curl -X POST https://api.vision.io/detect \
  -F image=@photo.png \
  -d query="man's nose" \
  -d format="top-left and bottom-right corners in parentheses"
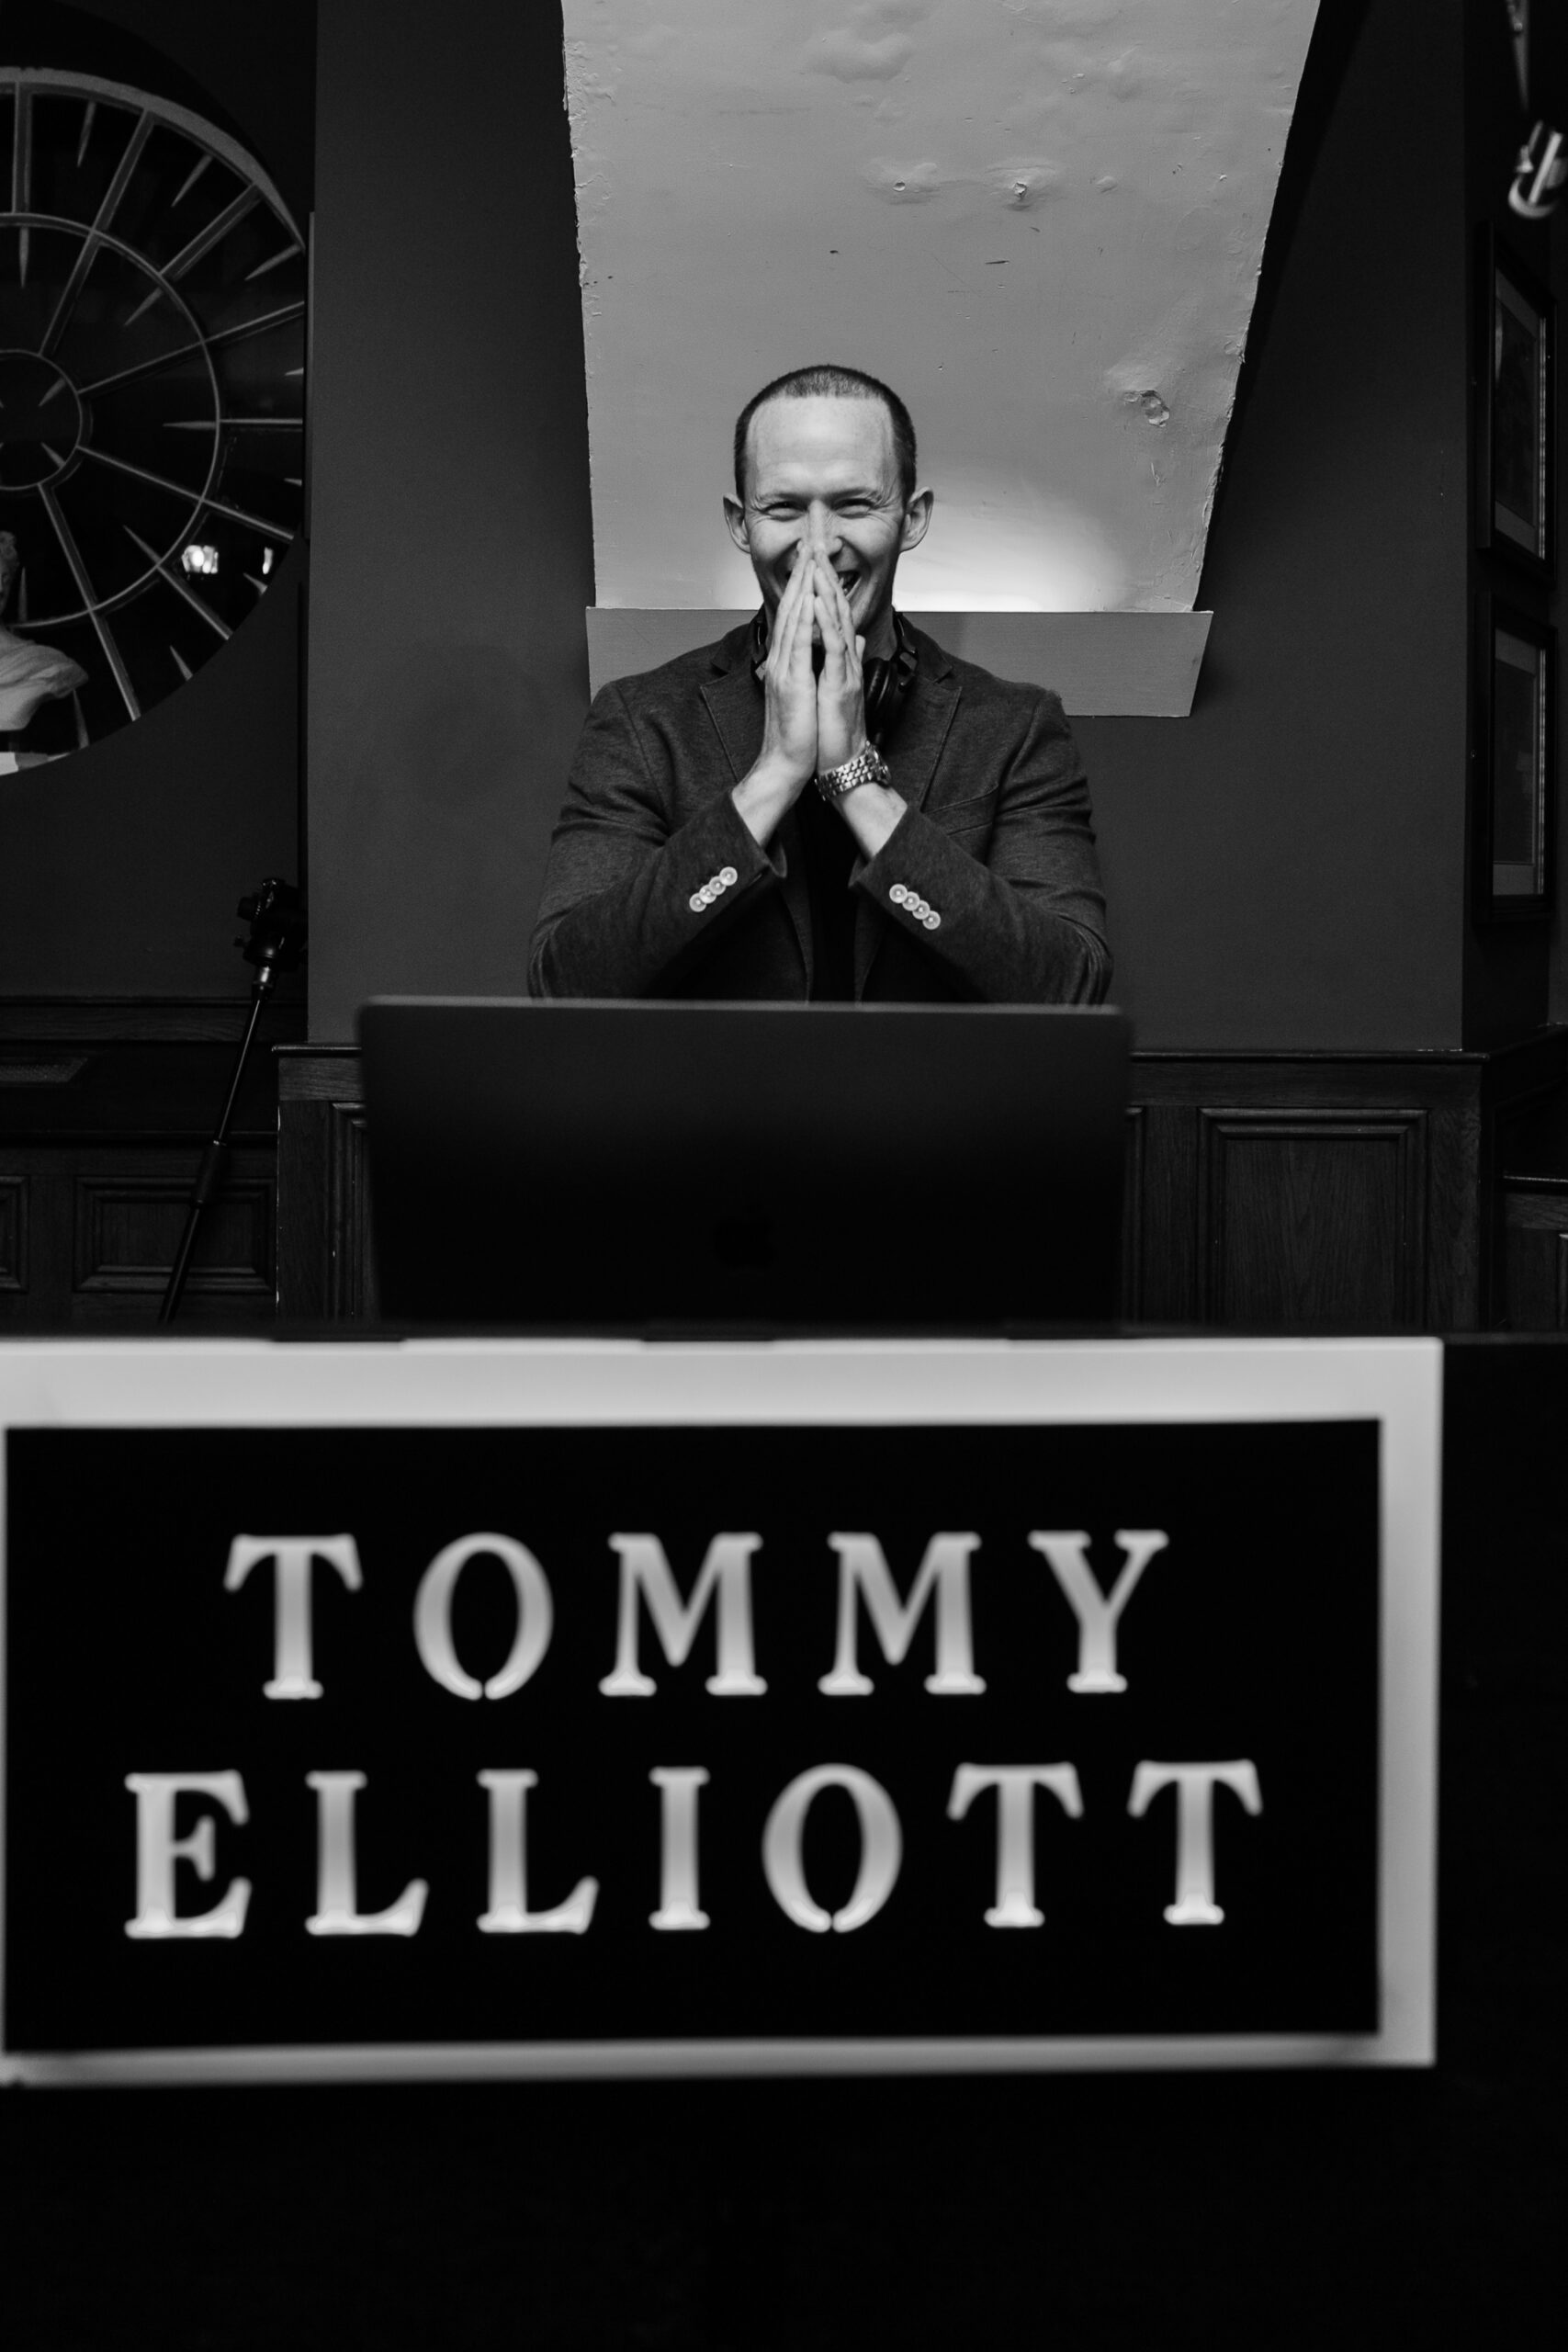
top-left (805, 508), bottom-right (840, 557)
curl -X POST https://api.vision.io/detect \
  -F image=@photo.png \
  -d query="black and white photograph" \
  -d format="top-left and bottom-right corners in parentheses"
top-left (0, 3), bottom-right (1563, 2348)
top-left (1482, 233), bottom-right (1555, 573)
top-left (1476, 598), bottom-right (1554, 915)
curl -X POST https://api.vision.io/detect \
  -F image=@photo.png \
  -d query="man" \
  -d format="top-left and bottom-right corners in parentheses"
top-left (528, 365), bottom-right (1111, 1003)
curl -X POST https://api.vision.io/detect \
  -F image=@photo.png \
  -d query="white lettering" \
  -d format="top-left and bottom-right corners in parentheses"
top-left (946, 1764), bottom-right (1084, 1927)
top-left (649, 1767), bottom-right (710, 1931)
top-left (1127, 1760), bottom-right (1263, 1925)
top-left (413, 1532), bottom-right (553, 1701)
top-left (818, 1532), bottom-right (984, 1696)
top-left (476, 1770), bottom-right (597, 1933)
top-left (305, 1771), bottom-right (427, 1936)
top-left (761, 1764), bottom-right (902, 1934)
top-left (1029, 1529), bottom-right (1168, 1692)
top-left (123, 1771), bottom-right (251, 1939)
top-left (224, 1533), bottom-right (362, 1699)
top-left (599, 1533), bottom-right (765, 1696)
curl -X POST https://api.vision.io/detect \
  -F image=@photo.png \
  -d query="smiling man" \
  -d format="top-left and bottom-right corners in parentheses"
top-left (528, 365), bottom-right (1111, 1003)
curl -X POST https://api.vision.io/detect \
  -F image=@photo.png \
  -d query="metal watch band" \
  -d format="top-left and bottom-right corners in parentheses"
top-left (815, 745), bottom-right (890, 801)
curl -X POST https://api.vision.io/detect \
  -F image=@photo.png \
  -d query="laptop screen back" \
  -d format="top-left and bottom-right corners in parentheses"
top-left (359, 999), bottom-right (1129, 1330)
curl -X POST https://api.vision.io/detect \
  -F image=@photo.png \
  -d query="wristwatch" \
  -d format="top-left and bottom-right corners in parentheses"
top-left (816, 744), bottom-right (892, 801)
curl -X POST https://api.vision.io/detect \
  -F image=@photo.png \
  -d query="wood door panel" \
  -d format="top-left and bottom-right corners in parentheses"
top-left (1198, 1111), bottom-right (1427, 1328)
top-left (73, 1174), bottom-right (273, 1297)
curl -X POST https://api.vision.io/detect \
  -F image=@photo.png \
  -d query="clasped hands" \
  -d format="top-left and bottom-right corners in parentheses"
top-left (732, 543), bottom-right (906, 860)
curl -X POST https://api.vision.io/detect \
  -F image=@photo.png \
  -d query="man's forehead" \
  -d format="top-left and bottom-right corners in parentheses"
top-left (746, 394), bottom-right (898, 494)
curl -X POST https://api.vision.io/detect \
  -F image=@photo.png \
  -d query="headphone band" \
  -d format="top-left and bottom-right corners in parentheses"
top-left (750, 608), bottom-right (917, 748)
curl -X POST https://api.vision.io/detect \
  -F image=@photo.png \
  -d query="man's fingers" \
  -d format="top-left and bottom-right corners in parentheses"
top-left (773, 562), bottom-right (807, 666)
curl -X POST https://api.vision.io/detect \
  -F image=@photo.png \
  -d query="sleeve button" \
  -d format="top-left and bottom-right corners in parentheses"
top-left (924, 910), bottom-right (941, 929)
top-left (890, 884), bottom-right (908, 905)
top-left (688, 892), bottom-right (705, 912)
top-left (719, 865), bottom-right (739, 887)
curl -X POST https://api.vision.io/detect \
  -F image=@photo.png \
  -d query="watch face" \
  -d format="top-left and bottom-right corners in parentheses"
top-left (0, 67), bottom-right (305, 757)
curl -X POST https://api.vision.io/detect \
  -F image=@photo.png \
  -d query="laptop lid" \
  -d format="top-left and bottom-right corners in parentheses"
top-left (359, 999), bottom-right (1130, 1331)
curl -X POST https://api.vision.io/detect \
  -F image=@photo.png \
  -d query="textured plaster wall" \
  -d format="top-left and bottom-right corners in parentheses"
top-left (566, 0), bottom-right (1318, 613)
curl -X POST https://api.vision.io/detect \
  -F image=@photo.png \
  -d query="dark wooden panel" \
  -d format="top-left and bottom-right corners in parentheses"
top-left (1197, 1111), bottom-right (1427, 1329)
top-left (1118, 1105), bottom-right (1145, 1320)
top-left (328, 1101), bottom-right (378, 1320)
top-left (274, 1037), bottom-right (1568, 1335)
top-left (0, 1147), bottom-right (277, 1331)
top-left (0, 1176), bottom-right (27, 1293)
top-left (1499, 1178), bottom-right (1568, 1330)
top-left (1130, 1102), bottom-right (1200, 1324)
top-left (74, 1175), bottom-right (273, 1298)
top-left (275, 1094), bottom-right (376, 1321)
top-left (0, 999), bottom-right (306, 1045)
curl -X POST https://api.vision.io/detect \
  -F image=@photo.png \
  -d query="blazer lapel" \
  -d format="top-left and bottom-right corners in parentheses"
top-left (700, 639), bottom-right (811, 985)
top-left (854, 646), bottom-right (961, 997)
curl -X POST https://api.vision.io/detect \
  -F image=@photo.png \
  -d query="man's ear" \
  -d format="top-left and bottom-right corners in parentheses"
top-left (723, 494), bottom-right (750, 554)
top-left (900, 489), bottom-right (934, 552)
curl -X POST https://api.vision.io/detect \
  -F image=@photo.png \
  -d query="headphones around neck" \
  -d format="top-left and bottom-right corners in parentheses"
top-left (751, 609), bottom-right (915, 748)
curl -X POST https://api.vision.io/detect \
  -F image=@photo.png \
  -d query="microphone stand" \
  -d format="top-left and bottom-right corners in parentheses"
top-left (158, 877), bottom-right (307, 1328)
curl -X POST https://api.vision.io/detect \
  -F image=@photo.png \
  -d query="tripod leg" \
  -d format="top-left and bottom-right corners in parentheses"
top-left (157, 979), bottom-right (271, 1327)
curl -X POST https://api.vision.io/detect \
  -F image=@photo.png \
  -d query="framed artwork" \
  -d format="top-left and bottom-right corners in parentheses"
top-left (1474, 599), bottom-right (1554, 921)
top-left (1479, 233), bottom-right (1555, 579)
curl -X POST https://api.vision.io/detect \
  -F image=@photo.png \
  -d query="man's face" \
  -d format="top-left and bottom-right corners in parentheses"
top-left (724, 394), bottom-right (931, 650)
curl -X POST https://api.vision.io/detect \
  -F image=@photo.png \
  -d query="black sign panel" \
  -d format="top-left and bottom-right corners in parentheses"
top-left (6, 1415), bottom-right (1384, 2065)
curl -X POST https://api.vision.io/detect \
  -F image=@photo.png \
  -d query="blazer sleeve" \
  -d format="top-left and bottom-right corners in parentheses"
top-left (853, 687), bottom-right (1111, 1003)
top-left (529, 682), bottom-right (783, 998)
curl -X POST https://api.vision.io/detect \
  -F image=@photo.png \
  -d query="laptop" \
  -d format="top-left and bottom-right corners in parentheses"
top-left (359, 999), bottom-right (1130, 1331)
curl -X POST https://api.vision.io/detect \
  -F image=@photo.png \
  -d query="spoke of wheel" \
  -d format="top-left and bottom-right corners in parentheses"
top-left (73, 300), bottom-right (305, 401)
top-left (39, 483), bottom-right (141, 720)
top-left (72, 690), bottom-right (89, 751)
top-left (162, 187), bottom-right (259, 287)
top-left (82, 443), bottom-right (295, 540)
top-left (164, 417), bottom-right (299, 431)
top-left (245, 243), bottom-right (304, 283)
top-left (11, 82), bottom-right (30, 213)
top-left (122, 523), bottom-right (232, 639)
top-left (39, 109), bottom-right (154, 358)
top-left (76, 100), bottom-right (96, 173)
top-left (173, 153), bottom-right (211, 208)
top-left (125, 193), bottom-right (254, 326)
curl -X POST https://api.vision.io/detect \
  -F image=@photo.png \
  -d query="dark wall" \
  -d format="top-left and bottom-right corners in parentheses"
top-left (308, 0), bottom-right (1513, 1053)
top-left (0, 0), bottom-right (315, 1004)
top-left (72, 0), bottom-right (1540, 1050)
top-left (1077, 0), bottom-right (1472, 1052)
top-left (306, 0), bottom-right (593, 1043)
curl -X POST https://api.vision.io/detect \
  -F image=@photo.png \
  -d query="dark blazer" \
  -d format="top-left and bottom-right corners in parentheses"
top-left (528, 619), bottom-right (1111, 1003)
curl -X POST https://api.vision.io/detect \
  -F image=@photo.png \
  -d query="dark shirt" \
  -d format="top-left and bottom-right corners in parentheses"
top-left (750, 608), bottom-right (919, 1002)
top-left (795, 783), bottom-right (859, 1001)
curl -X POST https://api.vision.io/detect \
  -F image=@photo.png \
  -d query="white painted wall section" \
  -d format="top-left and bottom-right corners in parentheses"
top-left (564, 0), bottom-right (1319, 622)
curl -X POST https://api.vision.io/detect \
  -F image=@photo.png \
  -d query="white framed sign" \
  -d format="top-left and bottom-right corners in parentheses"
top-left (0, 1337), bottom-right (1440, 2082)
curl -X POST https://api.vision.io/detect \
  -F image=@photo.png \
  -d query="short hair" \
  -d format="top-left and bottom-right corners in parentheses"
top-left (733, 366), bottom-right (917, 505)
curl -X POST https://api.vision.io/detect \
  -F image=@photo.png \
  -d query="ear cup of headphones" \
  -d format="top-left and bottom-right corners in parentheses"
top-left (863, 654), bottom-right (910, 746)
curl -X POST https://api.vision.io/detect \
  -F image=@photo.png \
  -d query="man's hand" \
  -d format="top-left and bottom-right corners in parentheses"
top-left (813, 560), bottom-right (868, 775)
top-left (732, 543), bottom-right (818, 847)
top-left (816, 559), bottom-right (908, 861)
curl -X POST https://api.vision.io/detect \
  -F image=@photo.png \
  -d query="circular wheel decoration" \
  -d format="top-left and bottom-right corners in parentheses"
top-left (0, 67), bottom-right (304, 755)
